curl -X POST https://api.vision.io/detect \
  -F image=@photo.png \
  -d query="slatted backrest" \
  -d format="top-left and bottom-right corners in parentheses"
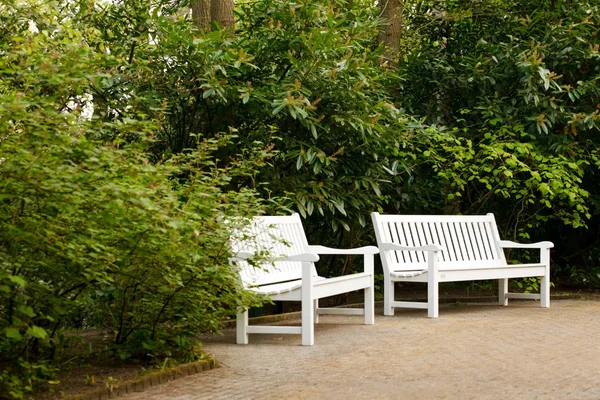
top-left (371, 213), bottom-right (507, 272)
top-left (229, 214), bottom-right (316, 287)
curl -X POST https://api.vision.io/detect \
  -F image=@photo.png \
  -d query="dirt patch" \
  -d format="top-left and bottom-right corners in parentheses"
top-left (38, 361), bottom-right (147, 399)
top-left (31, 330), bottom-right (213, 400)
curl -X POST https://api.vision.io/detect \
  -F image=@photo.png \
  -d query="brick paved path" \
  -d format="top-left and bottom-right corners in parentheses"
top-left (124, 300), bottom-right (600, 399)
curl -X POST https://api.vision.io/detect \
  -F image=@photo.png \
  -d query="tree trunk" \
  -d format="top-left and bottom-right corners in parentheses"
top-left (210, 0), bottom-right (235, 30)
top-left (191, 0), bottom-right (211, 31)
top-left (378, 0), bottom-right (403, 67)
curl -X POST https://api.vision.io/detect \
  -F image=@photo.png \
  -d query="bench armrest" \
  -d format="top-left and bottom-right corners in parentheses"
top-left (232, 251), bottom-right (320, 262)
top-left (499, 240), bottom-right (554, 249)
top-left (308, 245), bottom-right (379, 255)
top-left (380, 243), bottom-right (443, 252)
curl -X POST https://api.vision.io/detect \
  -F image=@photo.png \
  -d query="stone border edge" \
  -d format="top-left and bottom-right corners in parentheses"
top-left (67, 356), bottom-right (218, 400)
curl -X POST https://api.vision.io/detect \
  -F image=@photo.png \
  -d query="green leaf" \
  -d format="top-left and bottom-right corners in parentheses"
top-left (26, 326), bottom-right (48, 340)
top-left (18, 305), bottom-right (36, 318)
top-left (142, 340), bottom-right (157, 350)
top-left (296, 156), bottom-right (303, 170)
top-left (272, 103), bottom-right (286, 115)
top-left (306, 201), bottom-right (314, 215)
top-left (8, 275), bottom-right (26, 286)
top-left (310, 123), bottom-right (318, 139)
top-left (4, 327), bottom-right (23, 341)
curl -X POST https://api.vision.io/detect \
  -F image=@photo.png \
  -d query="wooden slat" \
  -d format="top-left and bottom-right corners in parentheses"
top-left (388, 222), bottom-right (405, 264)
top-left (441, 221), bottom-right (456, 261)
top-left (403, 222), bottom-right (418, 263)
top-left (421, 221), bottom-right (436, 265)
top-left (411, 222), bottom-right (425, 262)
top-left (466, 221), bottom-right (483, 261)
top-left (451, 221), bottom-right (464, 261)
top-left (483, 221), bottom-right (499, 260)
top-left (458, 222), bottom-right (474, 261)
top-left (397, 222), bottom-right (409, 263)
top-left (380, 222), bottom-right (396, 266)
top-left (474, 222), bottom-right (490, 260)
top-left (433, 222), bottom-right (448, 262)
top-left (415, 221), bottom-right (429, 263)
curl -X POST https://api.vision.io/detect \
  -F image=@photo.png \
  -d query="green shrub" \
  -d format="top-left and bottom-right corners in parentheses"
top-left (397, 0), bottom-right (600, 246)
top-left (0, 4), bottom-right (263, 397)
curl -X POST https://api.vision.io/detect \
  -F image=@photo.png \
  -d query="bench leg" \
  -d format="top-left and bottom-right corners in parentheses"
top-left (426, 254), bottom-right (439, 318)
top-left (498, 278), bottom-right (508, 306)
top-left (301, 296), bottom-right (314, 346)
top-left (236, 309), bottom-right (249, 345)
top-left (540, 274), bottom-right (550, 308)
top-left (540, 249), bottom-right (551, 308)
top-left (365, 285), bottom-right (375, 325)
top-left (301, 265), bottom-right (315, 346)
top-left (384, 276), bottom-right (394, 316)
top-left (314, 299), bottom-right (319, 324)
top-left (427, 277), bottom-right (439, 318)
top-left (364, 254), bottom-right (375, 324)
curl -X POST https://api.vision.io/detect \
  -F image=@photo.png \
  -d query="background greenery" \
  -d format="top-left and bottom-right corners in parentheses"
top-left (1, 0), bottom-right (598, 397)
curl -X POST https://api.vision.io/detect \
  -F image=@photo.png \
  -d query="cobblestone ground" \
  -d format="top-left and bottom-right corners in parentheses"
top-left (124, 300), bottom-right (600, 399)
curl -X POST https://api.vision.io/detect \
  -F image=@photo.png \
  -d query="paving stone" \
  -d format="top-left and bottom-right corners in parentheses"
top-left (122, 300), bottom-right (600, 399)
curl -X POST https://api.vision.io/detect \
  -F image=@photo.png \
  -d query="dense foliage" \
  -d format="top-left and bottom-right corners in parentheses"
top-left (0, 4), bottom-right (262, 397)
top-left (398, 0), bottom-right (600, 281)
top-left (1, 0), bottom-right (599, 397)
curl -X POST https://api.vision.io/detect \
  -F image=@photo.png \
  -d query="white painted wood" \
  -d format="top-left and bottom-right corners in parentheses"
top-left (371, 212), bottom-right (554, 318)
top-left (364, 253), bottom-right (375, 325)
top-left (391, 301), bottom-right (429, 309)
top-left (301, 260), bottom-right (314, 346)
top-left (438, 265), bottom-right (547, 282)
top-left (246, 326), bottom-right (302, 335)
top-left (505, 293), bottom-right (541, 300)
top-left (500, 240), bottom-right (554, 249)
top-left (313, 274), bottom-right (372, 299)
top-left (317, 308), bottom-right (365, 315)
top-left (427, 248), bottom-right (439, 318)
top-left (308, 245), bottom-right (379, 255)
top-left (236, 309), bottom-right (249, 344)
top-left (230, 213), bottom-right (378, 345)
top-left (540, 248), bottom-right (551, 308)
top-left (498, 278), bottom-right (508, 306)
top-left (384, 274), bottom-right (393, 316)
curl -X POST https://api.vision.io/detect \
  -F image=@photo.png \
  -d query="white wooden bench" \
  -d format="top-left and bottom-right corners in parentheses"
top-left (230, 214), bottom-right (378, 346)
top-left (371, 212), bottom-right (554, 318)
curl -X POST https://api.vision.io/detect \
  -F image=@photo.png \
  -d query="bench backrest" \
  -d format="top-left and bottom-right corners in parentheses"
top-left (229, 214), bottom-right (317, 287)
top-left (371, 213), bottom-right (507, 272)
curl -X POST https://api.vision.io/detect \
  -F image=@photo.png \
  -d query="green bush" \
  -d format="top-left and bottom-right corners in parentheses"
top-left (0, 4), bottom-right (263, 397)
top-left (397, 0), bottom-right (600, 249)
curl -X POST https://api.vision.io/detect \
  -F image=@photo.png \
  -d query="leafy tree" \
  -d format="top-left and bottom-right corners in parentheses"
top-left (82, 0), bottom-right (426, 240)
top-left (397, 0), bottom-right (600, 281)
